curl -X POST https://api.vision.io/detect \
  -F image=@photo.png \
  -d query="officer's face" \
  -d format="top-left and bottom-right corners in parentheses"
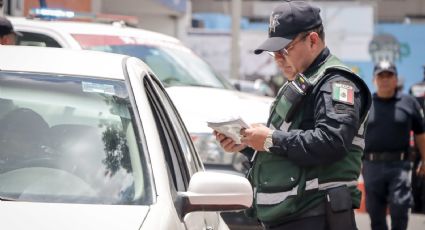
top-left (272, 32), bottom-right (318, 81)
top-left (374, 71), bottom-right (398, 95)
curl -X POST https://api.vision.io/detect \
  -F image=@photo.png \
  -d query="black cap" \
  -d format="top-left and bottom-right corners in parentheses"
top-left (0, 17), bottom-right (22, 37)
top-left (374, 60), bottom-right (397, 76)
top-left (254, 1), bottom-right (322, 55)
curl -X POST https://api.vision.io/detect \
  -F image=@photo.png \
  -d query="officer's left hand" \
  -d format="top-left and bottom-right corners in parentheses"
top-left (214, 130), bottom-right (247, 153)
top-left (240, 123), bottom-right (270, 151)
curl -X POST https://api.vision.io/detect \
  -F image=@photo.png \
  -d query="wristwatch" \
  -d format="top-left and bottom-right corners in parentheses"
top-left (263, 130), bottom-right (274, 152)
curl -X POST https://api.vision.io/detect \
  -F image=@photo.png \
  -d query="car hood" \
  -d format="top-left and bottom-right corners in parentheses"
top-left (0, 201), bottom-right (149, 230)
top-left (165, 86), bottom-right (273, 133)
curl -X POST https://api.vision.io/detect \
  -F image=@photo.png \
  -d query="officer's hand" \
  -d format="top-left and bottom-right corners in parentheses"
top-left (240, 123), bottom-right (270, 151)
top-left (214, 131), bottom-right (247, 153)
top-left (417, 160), bottom-right (425, 177)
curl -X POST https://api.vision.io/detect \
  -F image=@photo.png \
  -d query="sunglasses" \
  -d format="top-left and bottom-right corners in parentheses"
top-left (267, 32), bottom-right (310, 57)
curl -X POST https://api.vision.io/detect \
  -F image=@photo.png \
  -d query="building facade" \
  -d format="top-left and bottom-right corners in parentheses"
top-left (192, 0), bottom-right (425, 24)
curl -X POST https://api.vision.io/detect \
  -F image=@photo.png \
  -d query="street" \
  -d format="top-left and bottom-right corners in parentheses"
top-left (355, 212), bottom-right (425, 230)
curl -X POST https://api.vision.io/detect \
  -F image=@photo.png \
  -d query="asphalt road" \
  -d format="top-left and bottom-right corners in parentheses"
top-left (355, 212), bottom-right (425, 230)
top-left (226, 211), bottom-right (425, 230)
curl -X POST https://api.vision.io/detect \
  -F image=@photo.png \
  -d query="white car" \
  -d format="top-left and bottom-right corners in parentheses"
top-left (0, 45), bottom-right (252, 230)
top-left (10, 16), bottom-right (273, 176)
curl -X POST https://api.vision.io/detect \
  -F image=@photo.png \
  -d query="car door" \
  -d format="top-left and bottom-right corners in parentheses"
top-left (145, 74), bottom-right (223, 230)
top-left (124, 58), bottom-right (223, 230)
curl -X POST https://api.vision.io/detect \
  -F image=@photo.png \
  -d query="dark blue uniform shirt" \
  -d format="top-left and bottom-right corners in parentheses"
top-left (365, 92), bottom-right (425, 153)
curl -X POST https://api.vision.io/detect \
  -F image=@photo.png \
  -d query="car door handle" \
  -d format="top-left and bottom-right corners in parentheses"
top-left (206, 226), bottom-right (214, 230)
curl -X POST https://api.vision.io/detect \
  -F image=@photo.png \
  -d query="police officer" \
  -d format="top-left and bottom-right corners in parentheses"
top-left (214, 1), bottom-right (371, 229)
top-left (0, 17), bottom-right (21, 45)
top-left (363, 61), bottom-right (425, 230)
top-left (409, 65), bottom-right (425, 214)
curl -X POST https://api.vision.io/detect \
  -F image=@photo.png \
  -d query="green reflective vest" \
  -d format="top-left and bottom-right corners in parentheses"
top-left (249, 54), bottom-right (370, 224)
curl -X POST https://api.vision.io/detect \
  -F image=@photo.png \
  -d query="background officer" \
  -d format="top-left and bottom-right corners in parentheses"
top-left (0, 16), bottom-right (21, 45)
top-left (215, 1), bottom-right (371, 229)
top-left (363, 61), bottom-right (425, 230)
top-left (409, 65), bottom-right (425, 214)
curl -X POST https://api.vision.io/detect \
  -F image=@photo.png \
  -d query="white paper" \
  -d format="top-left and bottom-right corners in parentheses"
top-left (207, 117), bottom-right (250, 144)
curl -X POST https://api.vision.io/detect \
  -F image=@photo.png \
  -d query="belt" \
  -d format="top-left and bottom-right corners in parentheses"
top-left (364, 151), bottom-right (409, 161)
top-left (261, 201), bottom-right (326, 228)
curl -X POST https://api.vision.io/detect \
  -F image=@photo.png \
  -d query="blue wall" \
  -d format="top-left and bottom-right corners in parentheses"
top-left (347, 24), bottom-right (425, 93)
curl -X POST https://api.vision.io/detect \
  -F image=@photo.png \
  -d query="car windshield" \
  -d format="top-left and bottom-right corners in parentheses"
top-left (0, 72), bottom-right (152, 205)
top-left (71, 34), bottom-right (234, 89)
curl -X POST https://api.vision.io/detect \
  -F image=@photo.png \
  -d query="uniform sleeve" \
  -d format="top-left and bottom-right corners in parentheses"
top-left (411, 97), bottom-right (425, 134)
top-left (270, 74), bottom-right (366, 166)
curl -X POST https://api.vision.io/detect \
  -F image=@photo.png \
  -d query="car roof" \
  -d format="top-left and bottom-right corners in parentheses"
top-left (9, 17), bottom-right (181, 44)
top-left (0, 45), bottom-right (130, 80)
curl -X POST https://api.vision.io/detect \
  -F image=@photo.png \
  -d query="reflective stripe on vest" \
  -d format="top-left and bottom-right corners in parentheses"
top-left (257, 184), bottom-right (299, 205)
top-left (352, 136), bottom-right (365, 149)
top-left (318, 180), bottom-right (358, 190)
top-left (256, 179), bottom-right (358, 205)
top-left (351, 111), bottom-right (369, 150)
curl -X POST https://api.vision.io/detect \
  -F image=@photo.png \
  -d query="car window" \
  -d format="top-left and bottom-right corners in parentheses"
top-left (143, 75), bottom-right (186, 191)
top-left (143, 75), bottom-right (203, 191)
top-left (71, 34), bottom-right (234, 89)
top-left (16, 31), bottom-right (62, 47)
top-left (149, 77), bottom-right (203, 176)
top-left (0, 71), bottom-right (152, 205)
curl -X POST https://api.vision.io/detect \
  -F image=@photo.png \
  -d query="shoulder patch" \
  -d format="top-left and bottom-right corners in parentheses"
top-left (332, 82), bottom-right (354, 105)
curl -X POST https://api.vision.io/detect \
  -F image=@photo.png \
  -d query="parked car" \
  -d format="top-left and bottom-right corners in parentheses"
top-left (10, 15), bottom-right (269, 229)
top-left (231, 79), bottom-right (275, 97)
top-left (9, 15), bottom-right (273, 176)
top-left (0, 45), bottom-right (252, 230)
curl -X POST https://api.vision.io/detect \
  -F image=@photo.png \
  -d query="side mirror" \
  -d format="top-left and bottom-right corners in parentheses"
top-left (178, 171), bottom-right (252, 218)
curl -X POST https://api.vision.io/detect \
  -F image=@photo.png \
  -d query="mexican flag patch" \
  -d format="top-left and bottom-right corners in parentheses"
top-left (332, 82), bottom-right (354, 105)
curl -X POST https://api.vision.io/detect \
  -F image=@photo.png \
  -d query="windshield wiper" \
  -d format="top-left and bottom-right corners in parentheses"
top-left (0, 195), bottom-right (16, 201)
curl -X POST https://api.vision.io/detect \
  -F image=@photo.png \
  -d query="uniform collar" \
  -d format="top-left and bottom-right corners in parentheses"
top-left (303, 47), bottom-right (330, 76)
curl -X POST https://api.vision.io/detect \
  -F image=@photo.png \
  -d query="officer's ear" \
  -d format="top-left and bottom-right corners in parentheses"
top-left (308, 32), bottom-right (322, 49)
